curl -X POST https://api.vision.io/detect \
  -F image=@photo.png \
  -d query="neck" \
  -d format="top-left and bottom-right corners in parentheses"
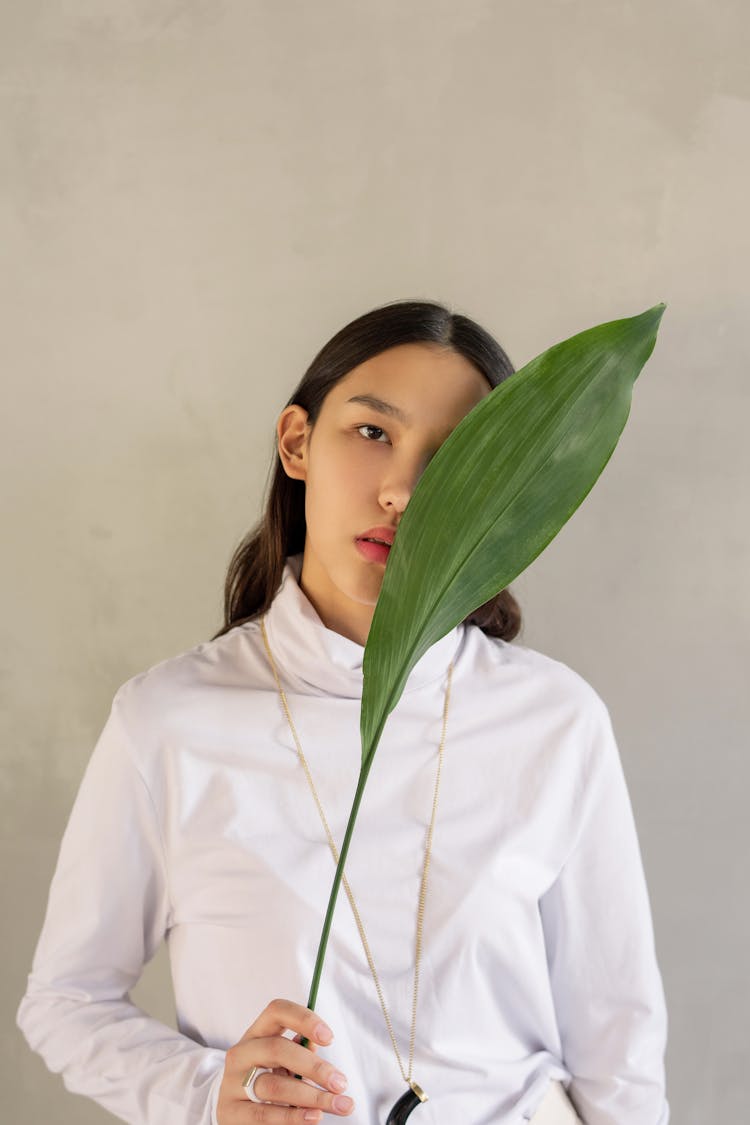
top-left (299, 581), bottom-right (372, 647)
top-left (298, 553), bottom-right (375, 648)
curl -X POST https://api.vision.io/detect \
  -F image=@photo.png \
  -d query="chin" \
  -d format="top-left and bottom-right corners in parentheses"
top-left (337, 561), bottom-right (383, 608)
top-left (346, 575), bottom-right (382, 609)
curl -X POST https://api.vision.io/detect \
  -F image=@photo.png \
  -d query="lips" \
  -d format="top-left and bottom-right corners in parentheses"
top-left (355, 538), bottom-right (392, 565)
top-left (355, 525), bottom-right (397, 547)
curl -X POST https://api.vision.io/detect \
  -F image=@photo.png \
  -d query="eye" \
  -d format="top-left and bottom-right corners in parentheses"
top-left (357, 423), bottom-right (390, 443)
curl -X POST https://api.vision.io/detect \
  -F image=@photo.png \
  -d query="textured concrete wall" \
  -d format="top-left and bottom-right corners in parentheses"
top-left (3, 2), bottom-right (748, 1122)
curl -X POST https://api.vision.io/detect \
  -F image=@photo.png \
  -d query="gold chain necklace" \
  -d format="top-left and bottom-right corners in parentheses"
top-left (260, 615), bottom-right (454, 1121)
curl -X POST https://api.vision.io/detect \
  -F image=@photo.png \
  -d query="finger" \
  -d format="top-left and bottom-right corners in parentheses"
top-left (269, 1063), bottom-right (317, 1090)
top-left (292, 1032), bottom-right (318, 1050)
top-left (228, 1037), bottom-right (347, 1095)
top-left (292, 1032), bottom-right (318, 1077)
top-left (253, 1071), bottom-right (355, 1118)
top-left (242, 1106), bottom-right (325, 1124)
top-left (241, 999), bottom-right (334, 1048)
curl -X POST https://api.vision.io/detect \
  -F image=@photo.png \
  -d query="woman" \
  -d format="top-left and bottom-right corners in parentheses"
top-left (18, 300), bottom-right (670, 1124)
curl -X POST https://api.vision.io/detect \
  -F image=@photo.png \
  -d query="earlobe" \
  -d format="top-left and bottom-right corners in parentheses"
top-left (277, 405), bottom-right (310, 482)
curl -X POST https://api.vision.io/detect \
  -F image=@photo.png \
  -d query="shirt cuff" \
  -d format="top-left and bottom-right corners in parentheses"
top-left (209, 1057), bottom-right (226, 1125)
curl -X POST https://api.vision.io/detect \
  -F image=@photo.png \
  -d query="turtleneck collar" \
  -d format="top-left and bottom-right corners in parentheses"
top-left (260, 553), bottom-right (464, 699)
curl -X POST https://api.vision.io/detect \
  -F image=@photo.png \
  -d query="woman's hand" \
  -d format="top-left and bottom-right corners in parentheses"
top-left (216, 998), bottom-right (355, 1123)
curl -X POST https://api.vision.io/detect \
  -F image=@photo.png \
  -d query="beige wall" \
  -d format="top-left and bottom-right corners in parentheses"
top-left (3, 2), bottom-right (748, 1122)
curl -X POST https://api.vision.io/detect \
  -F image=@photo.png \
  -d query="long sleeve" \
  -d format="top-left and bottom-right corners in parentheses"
top-left (16, 688), bottom-right (226, 1125)
top-left (538, 694), bottom-right (669, 1125)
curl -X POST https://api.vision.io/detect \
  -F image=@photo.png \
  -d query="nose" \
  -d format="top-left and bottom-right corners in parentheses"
top-left (377, 455), bottom-right (427, 515)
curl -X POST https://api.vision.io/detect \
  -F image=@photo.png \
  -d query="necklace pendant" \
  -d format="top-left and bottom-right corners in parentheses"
top-left (386, 1081), bottom-right (428, 1124)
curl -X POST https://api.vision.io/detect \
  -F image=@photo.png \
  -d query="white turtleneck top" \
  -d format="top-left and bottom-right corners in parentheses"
top-left (18, 555), bottom-right (669, 1125)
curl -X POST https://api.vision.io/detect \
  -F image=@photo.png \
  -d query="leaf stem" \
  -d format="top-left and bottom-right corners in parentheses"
top-left (299, 732), bottom-right (383, 1048)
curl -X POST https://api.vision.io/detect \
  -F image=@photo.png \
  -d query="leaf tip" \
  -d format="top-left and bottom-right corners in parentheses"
top-left (644, 301), bottom-right (667, 327)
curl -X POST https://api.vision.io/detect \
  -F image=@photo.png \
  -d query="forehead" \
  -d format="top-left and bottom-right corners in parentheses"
top-left (327, 343), bottom-right (490, 418)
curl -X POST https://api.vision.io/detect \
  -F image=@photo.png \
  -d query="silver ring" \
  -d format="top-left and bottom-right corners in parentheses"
top-left (242, 1065), bottom-right (273, 1103)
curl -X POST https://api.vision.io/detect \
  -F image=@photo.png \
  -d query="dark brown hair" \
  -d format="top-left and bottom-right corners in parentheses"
top-left (212, 299), bottom-right (522, 642)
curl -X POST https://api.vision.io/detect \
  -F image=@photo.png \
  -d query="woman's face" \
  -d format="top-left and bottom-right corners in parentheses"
top-left (277, 342), bottom-right (491, 646)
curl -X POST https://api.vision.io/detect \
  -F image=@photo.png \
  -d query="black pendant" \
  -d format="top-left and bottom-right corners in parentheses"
top-left (386, 1082), bottom-right (428, 1124)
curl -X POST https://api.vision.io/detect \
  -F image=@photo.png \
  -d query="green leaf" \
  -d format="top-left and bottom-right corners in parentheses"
top-left (360, 303), bottom-right (666, 760)
top-left (302, 302), bottom-right (665, 1024)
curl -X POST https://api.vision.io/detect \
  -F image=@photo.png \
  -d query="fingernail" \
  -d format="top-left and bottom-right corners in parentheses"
top-left (329, 1070), bottom-right (347, 1092)
top-left (333, 1095), bottom-right (354, 1113)
top-left (304, 1113), bottom-right (322, 1123)
top-left (315, 1022), bottom-right (333, 1044)
top-left (312, 1021), bottom-right (332, 1044)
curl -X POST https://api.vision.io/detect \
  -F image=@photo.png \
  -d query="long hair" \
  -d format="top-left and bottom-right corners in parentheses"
top-left (212, 299), bottom-right (522, 642)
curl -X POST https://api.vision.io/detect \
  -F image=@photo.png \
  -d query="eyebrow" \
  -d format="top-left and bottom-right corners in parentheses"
top-left (345, 393), bottom-right (413, 426)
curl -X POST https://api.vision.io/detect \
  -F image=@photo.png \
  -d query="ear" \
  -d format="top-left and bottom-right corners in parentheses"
top-left (277, 404), bottom-right (311, 482)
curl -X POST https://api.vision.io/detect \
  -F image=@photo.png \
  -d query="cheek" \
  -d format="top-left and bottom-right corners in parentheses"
top-left (315, 439), bottom-right (376, 492)
top-left (305, 443), bottom-right (371, 526)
